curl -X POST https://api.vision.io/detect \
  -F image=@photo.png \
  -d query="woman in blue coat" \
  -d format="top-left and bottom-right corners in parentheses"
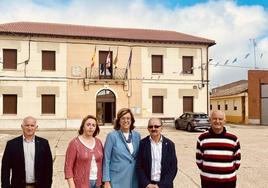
top-left (103, 108), bottom-right (141, 188)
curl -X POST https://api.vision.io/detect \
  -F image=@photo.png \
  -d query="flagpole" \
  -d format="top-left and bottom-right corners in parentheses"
top-left (250, 38), bottom-right (257, 69)
top-left (253, 39), bottom-right (257, 69)
top-left (113, 67), bottom-right (116, 79)
top-left (113, 47), bottom-right (118, 79)
top-left (90, 67), bottom-right (92, 78)
top-left (85, 67), bottom-right (88, 78)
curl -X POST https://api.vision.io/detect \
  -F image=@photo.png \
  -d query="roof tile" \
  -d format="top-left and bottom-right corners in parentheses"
top-left (0, 21), bottom-right (215, 45)
top-left (211, 80), bottom-right (248, 97)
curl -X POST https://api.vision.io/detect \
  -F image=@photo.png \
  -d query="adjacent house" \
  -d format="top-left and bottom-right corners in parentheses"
top-left (210, 80), bottom-right (248, 124)
top-left (0, 21), bottom-right (215, 128)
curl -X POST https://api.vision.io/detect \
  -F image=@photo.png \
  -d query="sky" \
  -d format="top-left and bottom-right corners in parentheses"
top-left (0, 0), bottom-right (268, 88)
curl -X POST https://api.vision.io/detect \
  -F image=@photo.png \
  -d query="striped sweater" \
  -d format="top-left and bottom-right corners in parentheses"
top-left (196, 127), bottom-right (241, 184)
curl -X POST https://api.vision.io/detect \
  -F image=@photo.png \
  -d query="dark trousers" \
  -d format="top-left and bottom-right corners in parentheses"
top-left (201, 180), bottom-right (236, 188)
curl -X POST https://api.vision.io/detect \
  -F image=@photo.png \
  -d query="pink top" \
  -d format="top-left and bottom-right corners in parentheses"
top-left (64, 137), bottom-right (103, 188)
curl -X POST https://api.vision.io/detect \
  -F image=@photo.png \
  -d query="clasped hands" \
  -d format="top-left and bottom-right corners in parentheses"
top-left (146, 183), bottom-right (159, 188)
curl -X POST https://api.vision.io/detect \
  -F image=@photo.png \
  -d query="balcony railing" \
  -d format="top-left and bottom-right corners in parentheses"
top-left (85, 67), bottom-right (127, 80)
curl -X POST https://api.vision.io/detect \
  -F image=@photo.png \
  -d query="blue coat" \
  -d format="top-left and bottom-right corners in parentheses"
top-left (103, 130), bottom-right (141, 188)
top-left (136, 135), bottom-right (178, 188)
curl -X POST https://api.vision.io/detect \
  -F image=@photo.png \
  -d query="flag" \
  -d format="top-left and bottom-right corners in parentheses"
top-left (232, 58), bottom-right (237, 63)
top-left (90, 46), bottom-right (96, 68)
top-left (214, 62), bottom-right (219, 67)
top-left (100, 64), bottom-right (105, 74)
top-left (113, 47), bottom-right (119, 68)
top-left (125, 48), bottom-right (133, 78)
top-left (244, 53), bottom-right (250, 59)
top-left (127, 48), bottom-right (132, 69)
top-left (231, 58), bottom-right (237, 63)
top-left (105, 49), bottom-right (111, 69)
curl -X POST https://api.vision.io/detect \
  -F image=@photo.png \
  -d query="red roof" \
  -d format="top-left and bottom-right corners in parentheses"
top-left (0, 21), bottom-right (215, 46)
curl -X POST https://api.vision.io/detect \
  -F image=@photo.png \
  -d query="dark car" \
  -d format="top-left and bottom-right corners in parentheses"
top-left (175, 112), bottom-right (211, 132)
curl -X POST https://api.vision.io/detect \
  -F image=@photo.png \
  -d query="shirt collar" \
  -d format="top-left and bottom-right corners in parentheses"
top-left (149, 135), bottom-right (163, 143)
top-left (23, 135), bottom-right (35, 143)
top-left (209, 127), bottom-right (227, 135)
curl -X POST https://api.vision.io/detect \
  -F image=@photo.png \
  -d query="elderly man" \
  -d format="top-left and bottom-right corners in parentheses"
top-left (1, 116), bottom-right (53, 188)
top-left (196, 110), bottom-right (241, 188)
top-left (137, 117), bottom-right (177, 188)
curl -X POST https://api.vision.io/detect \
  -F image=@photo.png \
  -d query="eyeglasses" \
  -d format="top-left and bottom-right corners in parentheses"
top-left (148, 125), bottom-right (162, 129)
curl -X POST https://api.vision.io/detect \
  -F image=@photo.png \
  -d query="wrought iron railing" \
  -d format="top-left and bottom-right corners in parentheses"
top-left (85, 67), bottom-right (127, 80)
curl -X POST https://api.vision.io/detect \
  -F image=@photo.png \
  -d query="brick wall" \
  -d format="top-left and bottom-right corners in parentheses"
top-left (248, 70), bottom-right (268, 123)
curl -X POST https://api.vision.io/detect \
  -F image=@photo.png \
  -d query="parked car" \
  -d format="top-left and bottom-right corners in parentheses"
top-left (175, 112), bottom-right (211, 132)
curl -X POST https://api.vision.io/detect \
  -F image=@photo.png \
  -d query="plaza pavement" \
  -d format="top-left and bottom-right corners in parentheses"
top-left (1, 124), bottom-right (268, 188)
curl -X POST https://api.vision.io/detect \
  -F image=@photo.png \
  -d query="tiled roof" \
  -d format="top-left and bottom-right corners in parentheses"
top-left (210, 80), bottom-right (248, 98)
top-left (0, 21), bottom-right (215, 45)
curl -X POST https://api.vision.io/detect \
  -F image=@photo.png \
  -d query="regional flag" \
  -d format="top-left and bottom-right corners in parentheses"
top-left (106, 49), bottom-right (111, 69)
top-left (91, 46), bottom-right (96, 68)
top-left (124, 48), bottom-right (133, 78)
top-left (126, 48), bottom-right (132, 69)
top-left (113, 47), bottom-right (119, 68)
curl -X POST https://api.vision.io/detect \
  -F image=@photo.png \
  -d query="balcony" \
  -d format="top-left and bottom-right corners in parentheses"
top-left (84, 67), bottom-right (127, 85)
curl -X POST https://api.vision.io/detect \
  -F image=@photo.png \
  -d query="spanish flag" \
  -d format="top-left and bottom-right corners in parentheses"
top-left (91, 46), bottom-right (96, 68)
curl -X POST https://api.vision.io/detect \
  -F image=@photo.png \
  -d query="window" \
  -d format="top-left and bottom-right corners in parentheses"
top-left (41, 95), bottom-right (55, 114)
top-left (225, 104), bottom-right (228, 110)
top-left (234, 106), bottom-right (238, 111)
top-left (183, 96), bottom-right (193, 112)
top-left (42, 51), bottom-right (55, 70)
top-left (210, 104), bottom-right (212, 110)
top-left (217, 105), bottom-right (220, 110)
top-left (99, 51), bottom-right (113, 79)
top-left (3, 49), bottom-right (17, 69)
top-left (152, 55), bottom-right (163, 73)
top-left (193, 114), bottom-right (208, 118)
top-left (3, 95), bottom-right (17, 114)
top-left (182, 56), bottom-right (193, 74)
top-left (152, 96), bottom-right (163, 113)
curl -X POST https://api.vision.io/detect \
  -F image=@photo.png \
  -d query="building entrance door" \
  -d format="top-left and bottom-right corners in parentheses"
top-left (96, 89), bottom-right (116, 125)
top-left (261, 84), bottom-right (268, 125)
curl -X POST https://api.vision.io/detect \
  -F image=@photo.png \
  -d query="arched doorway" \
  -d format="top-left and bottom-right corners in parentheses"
top-left (96, 89), bottom-right (116, 125)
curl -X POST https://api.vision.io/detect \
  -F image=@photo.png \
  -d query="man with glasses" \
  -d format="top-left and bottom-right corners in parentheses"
top-left (136, 118), bottom-right (178, 188)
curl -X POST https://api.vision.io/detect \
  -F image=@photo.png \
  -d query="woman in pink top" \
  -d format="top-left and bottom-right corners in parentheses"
top-left (64, 115), bottom-right (103, 188)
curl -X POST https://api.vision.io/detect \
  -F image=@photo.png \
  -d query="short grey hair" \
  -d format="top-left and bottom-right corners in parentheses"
top-left (148, 117), bottom-right (162, 126)
top-left (22, 116), bottom-right (37, 125)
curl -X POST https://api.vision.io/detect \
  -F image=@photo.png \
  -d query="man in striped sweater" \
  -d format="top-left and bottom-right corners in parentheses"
top-left (196, 110), bottom-right (241, 188)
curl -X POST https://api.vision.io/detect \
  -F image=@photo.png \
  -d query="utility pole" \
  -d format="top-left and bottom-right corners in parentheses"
top-left (250, 38), bottom-right (257, 69)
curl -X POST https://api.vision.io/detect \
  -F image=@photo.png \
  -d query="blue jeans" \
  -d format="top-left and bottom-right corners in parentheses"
top-left (90, 180), bottom-right (100, 188)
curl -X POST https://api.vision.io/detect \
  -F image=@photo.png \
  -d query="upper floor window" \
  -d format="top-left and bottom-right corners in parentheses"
top-left (42, 51), bottom-right (55, 71)
top-left (3, 49), bottom-right (17, 70)
top-left (152, 96), bottom-right (163, 113)
top-left (152, 55), bottom-right (163, 73)
top-left (182, 56), bottom-right (193, 74)
top-left (183, 96), bottom-right (193, 112)
top-left (3, 94), bottom-right (17, 114)
top-left (99, 51), bottom-right (113, 79)
top-left (41, 94), bottom-right (55, 114)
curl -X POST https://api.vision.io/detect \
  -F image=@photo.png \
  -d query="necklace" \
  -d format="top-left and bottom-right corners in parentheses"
top-left (122, 131), bottom-right (132, 143)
